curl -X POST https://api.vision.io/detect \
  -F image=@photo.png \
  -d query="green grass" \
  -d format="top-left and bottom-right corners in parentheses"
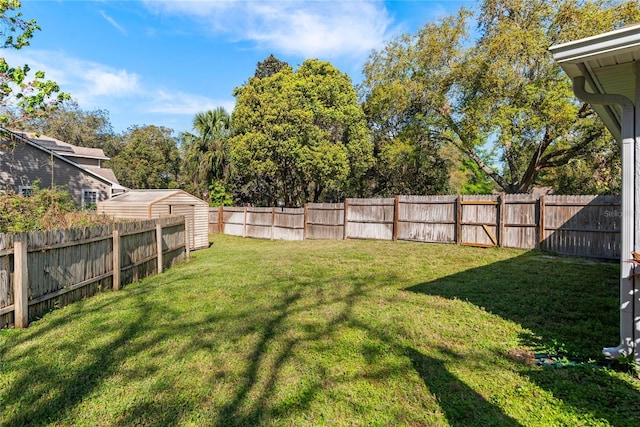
top-left (1, 235), bottom-right (639, 426)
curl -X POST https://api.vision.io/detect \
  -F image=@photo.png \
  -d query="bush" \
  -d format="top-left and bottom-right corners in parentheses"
top-left (0, 185), bottom-right (113, 233)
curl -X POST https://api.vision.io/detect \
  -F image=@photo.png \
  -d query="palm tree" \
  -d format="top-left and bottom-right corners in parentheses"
top-left (180, 107), bottom-right (233, 199)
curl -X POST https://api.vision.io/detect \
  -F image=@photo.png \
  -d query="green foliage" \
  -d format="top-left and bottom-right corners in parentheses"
top-left (0, 184), bottom-right (76, 232)
top-left (207, 179), bottom-right (233, 206)
top-left (537, 143), bottom-right (622, 194)
top-left (20, 99), bottom-right (120, 156)
top-left (231, 57), bottom-right (373, 206)
top-left (109, 125), bottom-right (180, 189)
top-left (361, 0), bottom-right (640, 194)
top-left (179, 107), bottom-right (232, 200)
top-left (0, 1), bottom-right (69, 126)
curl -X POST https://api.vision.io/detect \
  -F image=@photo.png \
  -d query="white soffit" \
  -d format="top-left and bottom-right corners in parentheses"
top-left (550, 23), bottom-right (640, 141)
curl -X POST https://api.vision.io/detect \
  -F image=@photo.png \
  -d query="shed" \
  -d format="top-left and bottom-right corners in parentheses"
top-left (97, 189), bottom-right (210, 250)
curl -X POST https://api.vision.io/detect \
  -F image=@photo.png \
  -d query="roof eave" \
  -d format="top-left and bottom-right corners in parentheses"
top-left (549, 24), bottom-right (640, 142)
top-left (550, 25), bottom-right (640, 64)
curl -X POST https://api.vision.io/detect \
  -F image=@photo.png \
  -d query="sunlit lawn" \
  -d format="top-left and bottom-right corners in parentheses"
top-left (1, 234), bottom-right (639, 426)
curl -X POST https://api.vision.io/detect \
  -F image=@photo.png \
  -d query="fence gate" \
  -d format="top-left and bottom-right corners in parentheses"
top-left (458, 196), bottom-right (500, 247)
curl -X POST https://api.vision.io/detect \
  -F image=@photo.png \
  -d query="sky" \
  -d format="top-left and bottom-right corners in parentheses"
top-left (7, 0), bottom-right (478, 136)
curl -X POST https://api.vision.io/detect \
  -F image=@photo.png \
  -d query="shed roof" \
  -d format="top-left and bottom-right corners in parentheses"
top-left (550, 23), bottom-right (640, 141)
top-left (106, 189), bottom-right (208, 205)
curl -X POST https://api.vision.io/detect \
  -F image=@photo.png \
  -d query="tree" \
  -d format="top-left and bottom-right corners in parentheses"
top-left (254, 54), bottom-right (288, 79)
top-left (109, 125), bottom-right (180, 189)
top-left (179, 107), bottom-right (233, 203)
top-left (231, 58), bottom-right (373, 206)
top-left (361, 0), bottom-right (640, 194)
top-left (0, 0), bottom-right (69, 125)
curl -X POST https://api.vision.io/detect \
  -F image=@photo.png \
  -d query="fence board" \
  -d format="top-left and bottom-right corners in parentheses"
top-left (273, 208), bottom-right (305, 240)
top-left (211, 194), bottom-right (622, 259)
top-left (346, 198), bottom-right (395, 240)
top-left (246, 207), bottom-right (273, 239)
top-left (0, 216), bottom-right (187, 329)
top-left (306, 203), bottom-right (345, 239)
top-left (222, 207), bottom-right (245, 237)
top-left (397, 195), bottom-right (457, 243)
top-left (541, 195), bottom-right (621, 259)
top-left (502, 194), bottom-right (539, 249)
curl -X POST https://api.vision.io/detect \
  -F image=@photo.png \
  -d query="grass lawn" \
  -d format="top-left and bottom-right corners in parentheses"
top-left (1, 234), bottom-right (640, 426)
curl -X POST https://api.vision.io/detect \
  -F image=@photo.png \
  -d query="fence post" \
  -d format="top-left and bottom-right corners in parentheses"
top-left (243, 206), bottom-right (247, 238)
top-left (343, 199), bottom-right (349, 240)
top-left (112, 229), bottom-right (120, 291)
top-left (271, 207), bottom-right (275, 240)
top-left (185, 217), bottom-right (191, 259)
top-left (455, 196), bottom-right (462, 245)
top-left (303, 203), bottom-right (308, 240)
top-left (538, 195), bottom-right (545, 249)
top-left (13, 239), bottom-right (29, 328)
top-left (498, 194), bottom-right (505, 247)
top-left (218, 206), bottom-right (224, 234)
top-left (393, 195), bottom-right (400, 241)
top-left (156, 223), bottom-right (163, 274)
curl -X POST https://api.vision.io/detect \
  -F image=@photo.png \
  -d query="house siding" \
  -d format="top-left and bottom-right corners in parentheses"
top-left (0, 141), bottom-right (110, 206)
top-left (63, 156), bottom-right (102, 167)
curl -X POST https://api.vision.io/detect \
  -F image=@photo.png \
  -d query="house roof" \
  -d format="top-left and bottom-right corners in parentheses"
top-left (549, 23), bottom-right (640, 141)
top-left (83, 166), bottom-right (126, 190)
top-left (0, 128), bottom-right (124, 190)
top-left (14, 131), bottom-right (109, 161)
top-left (105, 189), bottom-right (208, 205)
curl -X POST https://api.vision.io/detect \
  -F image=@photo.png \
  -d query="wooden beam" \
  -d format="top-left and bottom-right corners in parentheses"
top-left (13, 240), bottom-right (29, 328)
top-left (156, 223), bottom-right (163, 274)
top-left (393, 195), bottom-right (400, 241)
top-left (482, 224), bottom-right (498, 246)
top-left (112, 229), bottom-right (120, 291)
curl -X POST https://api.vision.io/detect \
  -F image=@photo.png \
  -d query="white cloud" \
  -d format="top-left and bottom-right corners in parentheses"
top-left (143, 0), bottom-right (393, 59)
top-left (145, 90), bottom-right (235, 116)
top-left (0, 48), bottom-right (233, 132)
top-left (0, 49), bottom-right (141, 105)
top-left (99, 10), bottom-right (128, 36)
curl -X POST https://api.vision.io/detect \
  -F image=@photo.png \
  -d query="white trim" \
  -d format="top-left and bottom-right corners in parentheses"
top-left (81, 188), bottom-right (99, 208)
top-left (550, 24), bottom-right (640, 64)
top-left (18, 185), bottom-right (33, 197)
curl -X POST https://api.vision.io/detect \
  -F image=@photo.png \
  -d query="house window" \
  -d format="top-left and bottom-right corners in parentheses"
top-left (82, 189), bottom-right (99, 208)
top-left (18, 186), bottom-right (33, 197)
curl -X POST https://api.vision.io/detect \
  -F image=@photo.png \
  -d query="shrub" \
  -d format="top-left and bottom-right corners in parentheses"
top-left (0, 185), bottom-right (113, 233)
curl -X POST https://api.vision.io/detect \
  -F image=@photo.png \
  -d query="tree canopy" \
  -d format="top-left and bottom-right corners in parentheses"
top-left (361, 0), bottom-right (640, 194)
top-left (179, 107), bottom-right (233, 204)
top-left (231, 57), bottom-right (373, 206)
top-left (0, 0), bottom-right (68, 126)
top-left (109, 125), bottom-right (180, 189)
top-left (20, 99), bottom-right (120, 155)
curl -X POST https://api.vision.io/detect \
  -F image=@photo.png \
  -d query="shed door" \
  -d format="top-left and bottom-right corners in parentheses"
top-left (170, 204), bottom-right (195, 250)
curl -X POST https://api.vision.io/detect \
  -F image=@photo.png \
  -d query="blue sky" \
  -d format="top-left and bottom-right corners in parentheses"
top-left (9, 0), bottom-right (478, 135)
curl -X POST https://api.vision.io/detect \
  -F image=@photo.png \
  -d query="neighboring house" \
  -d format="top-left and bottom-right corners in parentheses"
top-left (0, 128), bottom-right (126, 207)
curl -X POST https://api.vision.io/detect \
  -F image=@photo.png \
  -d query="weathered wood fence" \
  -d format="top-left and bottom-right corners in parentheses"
top-left (211, 194), bottom-right (621, 259)
top-left (0, 215), bottom-right (189, 330)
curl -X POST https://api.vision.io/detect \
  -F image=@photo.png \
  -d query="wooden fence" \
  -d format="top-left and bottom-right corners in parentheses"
top-left (0, 215), bottom-right (189, 330)
top-left (211, 194), bottom-right (621, 259)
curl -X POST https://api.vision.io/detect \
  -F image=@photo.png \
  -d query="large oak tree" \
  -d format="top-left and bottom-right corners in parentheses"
top-left (361, 0), bottom-right (640, 194)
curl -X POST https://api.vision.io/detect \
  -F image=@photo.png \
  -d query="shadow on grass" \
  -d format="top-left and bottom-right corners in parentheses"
top-left (405, 346), bottom-right (522, 427)
top-left (3, 241), bottom-right (639, 426)
top-left (406, 250), bottom-right (640, 426)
